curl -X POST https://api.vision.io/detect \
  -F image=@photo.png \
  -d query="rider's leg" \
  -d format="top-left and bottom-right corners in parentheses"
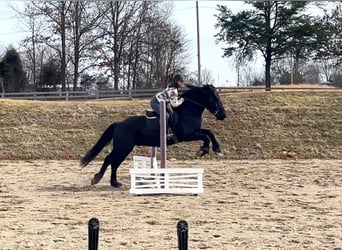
top-left (166, 108), bottom-right (177, 139)
top-left (166, 104), bottom-right (174, 127)
top-left (152, 98), bottom-right (173, 138)
top-left (150, 96), bottom-right (161, 116)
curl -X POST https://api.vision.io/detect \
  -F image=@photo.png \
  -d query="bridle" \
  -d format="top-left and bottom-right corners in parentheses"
top-left (184, 95), bottom-right (221, 116)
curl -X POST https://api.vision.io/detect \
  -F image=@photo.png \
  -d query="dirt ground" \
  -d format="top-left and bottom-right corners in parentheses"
top-left (0, 159), bottom-right (341, 249)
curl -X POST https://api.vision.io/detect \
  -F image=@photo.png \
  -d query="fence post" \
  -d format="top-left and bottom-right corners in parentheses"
top-left (66, 91), bottom-right (69, 101)
top-left (88, 217), bottom-right (100, 250)
top-left (0, 78), bottom-right (4, 98)
top-left (177, 220), bottom-right (188, 250)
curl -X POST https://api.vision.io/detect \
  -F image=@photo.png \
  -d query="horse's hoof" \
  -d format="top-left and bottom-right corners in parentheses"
top-left (110, 181), bottom-right (122, 188)
top-left (197, 148), bottom-right (209, 157)
top-left (197, 151), bottom-right (205, 157)
top-left (215, 152), bottom-right (224, 157)
top-left (91, 178), bottom-right (99, 185)
top-left (91, 174), bottom-right (102, 185)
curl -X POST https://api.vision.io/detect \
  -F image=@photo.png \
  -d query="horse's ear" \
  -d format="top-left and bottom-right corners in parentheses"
top-left (203, 84), bottom-right (212, 90)
top-left (208, 84), bottom-right (216, 91)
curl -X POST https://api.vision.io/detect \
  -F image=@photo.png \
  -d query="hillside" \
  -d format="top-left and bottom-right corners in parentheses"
top-left (0, 91), bottom-right (341, 161)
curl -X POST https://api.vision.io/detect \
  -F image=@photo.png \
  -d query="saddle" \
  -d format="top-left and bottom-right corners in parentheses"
top-left (145, 109), bottom-right (158, 119)
top-left (145, 109), bottom-right (178, 127)
top-left (145, 108), bottom-right (179, 142)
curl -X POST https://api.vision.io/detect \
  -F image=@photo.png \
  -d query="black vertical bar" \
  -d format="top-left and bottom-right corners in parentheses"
top-left (88, 217), bottom-right (100, 250)
top-left (177, 220), bottom-right (188, 250)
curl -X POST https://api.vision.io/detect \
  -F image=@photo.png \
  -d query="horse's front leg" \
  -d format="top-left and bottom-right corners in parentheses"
top-left (184, 132), bottom-right (211, 157)
top-left (200, 128), bottom-right (223, 156)
top-left (108, 148), bottom-right (132, 188)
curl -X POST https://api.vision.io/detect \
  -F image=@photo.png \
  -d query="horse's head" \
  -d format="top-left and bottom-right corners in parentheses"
top-left (202, 85), bottom-right (227, 120)
top-left (183, 84), bottom-right (227, 120)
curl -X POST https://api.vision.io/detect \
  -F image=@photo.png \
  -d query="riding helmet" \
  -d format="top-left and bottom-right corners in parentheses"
top-left (170, 73), bottom-right (185, 89)
top-left (173, 73), bottom-right (184, 83)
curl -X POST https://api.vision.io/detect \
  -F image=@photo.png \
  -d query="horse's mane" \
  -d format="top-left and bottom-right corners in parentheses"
top-left (181, 84), bottom-right (215, 97)
top-left (184, 84), bottom-right (215, 90)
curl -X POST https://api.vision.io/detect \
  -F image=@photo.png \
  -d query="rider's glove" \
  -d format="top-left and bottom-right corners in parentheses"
top-left (170, 97), bottom-right (184, 108)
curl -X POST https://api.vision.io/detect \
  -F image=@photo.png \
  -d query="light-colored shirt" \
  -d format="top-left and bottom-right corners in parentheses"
top-left (155, 87), bottom-right (184, 107)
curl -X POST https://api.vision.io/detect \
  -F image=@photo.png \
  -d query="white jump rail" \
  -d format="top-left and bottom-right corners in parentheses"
top-left (129, 156), bottom-right (204, 195)
top-left (129, 167), bottom-right (204, 195)
top-left (132, 155), bottom-right (158, 169)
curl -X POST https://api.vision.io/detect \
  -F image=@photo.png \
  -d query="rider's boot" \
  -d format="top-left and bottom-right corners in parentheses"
top-left (166, 110), bottom-right (173, 139)
top-left (166, 110), bottom-right (178, 142)
top-left (167, 127), bottom-right (174, 139)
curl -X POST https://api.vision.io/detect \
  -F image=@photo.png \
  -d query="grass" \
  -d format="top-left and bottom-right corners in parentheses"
top-left (0, 91), bottom-right (341, 161)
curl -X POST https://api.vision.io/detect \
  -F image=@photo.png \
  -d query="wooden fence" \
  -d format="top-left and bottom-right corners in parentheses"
top-left (0, 88), bottom-right (161, 101)
top-left (0, 86), bottom-right (340, 101)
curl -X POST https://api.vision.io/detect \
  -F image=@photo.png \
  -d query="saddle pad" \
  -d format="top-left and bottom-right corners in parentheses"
top-left (145, 109), bottom-right (158, 119)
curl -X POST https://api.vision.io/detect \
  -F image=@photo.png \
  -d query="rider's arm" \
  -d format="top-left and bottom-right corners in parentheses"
top-left (155, 88), bottom-right (169, 102)
top-left (170, 97), bottom-right (184, 107)
top-left (168, 88), bottom-right (184, 107)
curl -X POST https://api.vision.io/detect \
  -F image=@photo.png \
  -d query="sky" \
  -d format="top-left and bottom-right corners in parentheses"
top-left (0, 2), bottom-right (25, 48)
top-left (0, 1), bottom-right (262, 87)
top-left (173, 1), bottom-right (260, 86)
top-left (173, 1), bottom-right (332, 86)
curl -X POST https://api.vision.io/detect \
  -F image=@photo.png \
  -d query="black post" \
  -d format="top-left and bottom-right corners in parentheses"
top-left (177, 220), bottom-right (188, 250)
top-left (88, 217), bottom-right (100, 250)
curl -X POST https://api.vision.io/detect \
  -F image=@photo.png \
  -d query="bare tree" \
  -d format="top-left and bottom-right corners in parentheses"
top-left (12, 3), bottom-right (45, 91)
top-left (94, 1), bottom-right (142, 90)
top-left (68, 1), bottom-right (106, 90)
top-left (136, 2), bottom-right (190, 89)
top-left (27, 2), bottom-right (72, 91)
top-left (187, 68), bottom-right (215, 86)
top-left (94, 1), bottom-right (191, 90)
top-left (302, 62), bottom-right (321, 84)
top-left (317, 3), bottom-right (342, 86)
top-left (15, 1), bottom-right (192, 91)
top-left (201, 68), bottom-right (215, 85)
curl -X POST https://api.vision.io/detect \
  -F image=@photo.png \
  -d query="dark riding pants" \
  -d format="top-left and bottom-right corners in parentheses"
top-left (151, 96), bottom-right (171, 125)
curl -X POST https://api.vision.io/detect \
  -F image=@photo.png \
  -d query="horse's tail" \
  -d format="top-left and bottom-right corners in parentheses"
top-left (80, 122), bottom-right (117, 168)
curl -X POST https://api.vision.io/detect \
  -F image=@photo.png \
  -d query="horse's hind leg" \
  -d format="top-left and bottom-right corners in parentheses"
top-left (91, 147), bottom-right (132, 188)
top-left (91, 151), bottom-right (114, 185)
top-left (109, 148), bottom-right (132, 188)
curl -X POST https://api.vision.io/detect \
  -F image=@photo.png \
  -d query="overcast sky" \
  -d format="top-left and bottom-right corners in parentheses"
top-left (0, 1), bottom-right (263, 87)
top-left (173, 1), bottom-right (261, 86)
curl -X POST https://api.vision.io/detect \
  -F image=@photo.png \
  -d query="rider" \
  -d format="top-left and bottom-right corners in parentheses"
top-left (150, 73), bottom-right (185, 138)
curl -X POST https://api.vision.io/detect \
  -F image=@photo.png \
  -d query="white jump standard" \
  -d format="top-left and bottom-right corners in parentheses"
top-left (129, 100), bottom-right (204, 195)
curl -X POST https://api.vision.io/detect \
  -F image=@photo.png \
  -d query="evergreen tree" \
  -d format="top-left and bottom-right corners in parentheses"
top-left (38, 60), bottom-right (62, 91)
top-left (317, 3), bottom-right (342, 87)
top-left (215, 1), bottom-right (329, 90)
top-left (1, 47), bottom-right (28, 92)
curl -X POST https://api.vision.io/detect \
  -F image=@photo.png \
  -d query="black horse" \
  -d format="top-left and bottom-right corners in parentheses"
top-left (80, 84), bottom-right (227, 187)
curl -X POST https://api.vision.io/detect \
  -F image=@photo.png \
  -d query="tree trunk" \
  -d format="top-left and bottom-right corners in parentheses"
top-left (264, 1), bottom-right (272, 91)
top-left (60, 2), bottom-right (67, 91)
top-left (73, 1), bottom-right (80, 91)
top-left (0, 78), bottom-right (4, 97)
top-left (31, 27), bottom-right (37, 91)
top-left (112, 1), bottom-right (120, 90)
top-left (265, 55), bottom-right (272, 91)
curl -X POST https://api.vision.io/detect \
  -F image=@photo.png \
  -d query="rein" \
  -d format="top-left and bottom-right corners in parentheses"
top-left (184, 97), bottom-right (205, 109)
top-left (184, 97), bottom-right (219, 115)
